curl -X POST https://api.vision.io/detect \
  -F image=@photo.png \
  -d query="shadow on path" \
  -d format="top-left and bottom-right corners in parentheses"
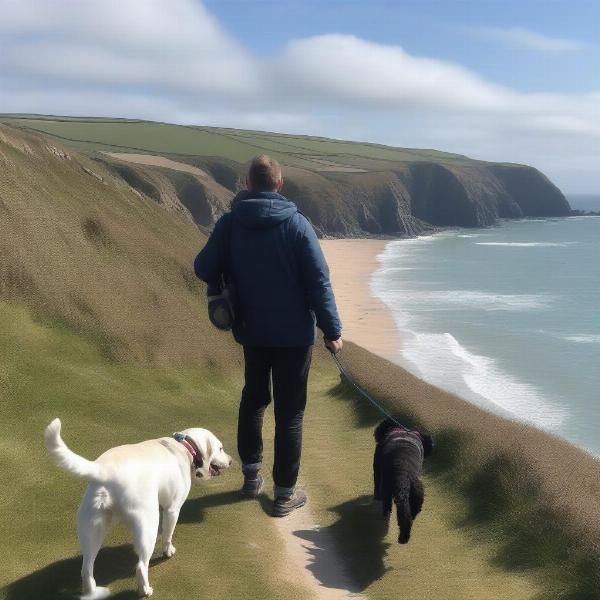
top-left (2, 544), bottom-right (169, 600)
top-left (4, 490), bottom-right (247, 600)
top-left (178, 489), bottom-right (246, 523)
top-left (293, 495), bottom-right (390, 593)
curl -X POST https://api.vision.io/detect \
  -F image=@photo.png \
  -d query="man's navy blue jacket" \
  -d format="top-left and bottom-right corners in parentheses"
top-left (194, 191), bottom-right (342, 347)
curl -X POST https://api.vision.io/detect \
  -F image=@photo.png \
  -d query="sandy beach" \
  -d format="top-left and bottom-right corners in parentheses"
top-left (320, 239), bottom-right (400, 364)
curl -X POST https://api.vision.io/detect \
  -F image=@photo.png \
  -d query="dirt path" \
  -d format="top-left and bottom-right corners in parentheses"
top-left (104, 152), bottom-right (211, 180)
top-left (274, 505), bottom-right (366, 600)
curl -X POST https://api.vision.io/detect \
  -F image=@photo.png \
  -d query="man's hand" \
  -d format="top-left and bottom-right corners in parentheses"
top-left (324, 337), bottom-right (343, 354)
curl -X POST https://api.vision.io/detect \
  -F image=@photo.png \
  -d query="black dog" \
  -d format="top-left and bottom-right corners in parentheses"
top-left (373, 418), bottom-right (434, 544)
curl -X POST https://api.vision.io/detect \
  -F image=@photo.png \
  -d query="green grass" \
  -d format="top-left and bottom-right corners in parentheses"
top-left (0, 115), bottom-right (473, 171)
top-left (0, 303), bottom-right (543, 600)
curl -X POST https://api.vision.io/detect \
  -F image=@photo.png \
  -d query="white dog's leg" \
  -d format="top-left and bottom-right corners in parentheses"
top-left (161, 505), bottom-right (182, 558)
top-left (77, 501), bottom-right (112, 600)
top-left (127, 508), bottom-right (159, 597)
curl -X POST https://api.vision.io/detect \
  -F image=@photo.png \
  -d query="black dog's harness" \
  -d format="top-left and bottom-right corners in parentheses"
top-left (387, 427), bottom-right (425, 446)
top-left (384, 428), bottom-right (424, 463)
top-left (173, 432), bottom-right (204, 470)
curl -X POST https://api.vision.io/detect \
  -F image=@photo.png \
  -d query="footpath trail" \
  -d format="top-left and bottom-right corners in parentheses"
top-left (274, 506), bottom-right (366, 600)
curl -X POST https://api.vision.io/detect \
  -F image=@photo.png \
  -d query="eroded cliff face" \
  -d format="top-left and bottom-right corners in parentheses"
top-left (488, 164), bottom-right (570, 217)
top-left (274, 161), bottom-right (570, 236)
top-left (100, 153), bottom-right (570, 238)
top-left (292, 162), bottom-right (565, 236)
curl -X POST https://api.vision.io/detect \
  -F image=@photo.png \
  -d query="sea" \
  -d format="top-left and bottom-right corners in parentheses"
top-left (372, 210), bottom-right (600, 456)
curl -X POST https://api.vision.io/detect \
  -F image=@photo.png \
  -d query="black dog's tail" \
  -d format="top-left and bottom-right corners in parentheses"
top-left (395, 473), bottom-right (413, 544)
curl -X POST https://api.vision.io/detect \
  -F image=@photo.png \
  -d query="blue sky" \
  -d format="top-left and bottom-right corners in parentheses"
top-left (206, 0), bottom-right (599, 93)
top-left (1, 0), bottom-right (598, 193)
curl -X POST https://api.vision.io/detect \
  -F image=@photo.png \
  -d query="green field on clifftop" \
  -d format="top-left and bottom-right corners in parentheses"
top-left (0, 114), bottom-right (474, 171)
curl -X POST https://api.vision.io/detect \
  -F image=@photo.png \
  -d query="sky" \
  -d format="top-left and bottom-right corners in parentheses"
top-left (0, 0), bottom-right (598, 193)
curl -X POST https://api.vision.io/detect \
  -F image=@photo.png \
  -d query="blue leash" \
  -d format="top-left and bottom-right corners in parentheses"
top-left (330, 351), bottom-right (409, 430)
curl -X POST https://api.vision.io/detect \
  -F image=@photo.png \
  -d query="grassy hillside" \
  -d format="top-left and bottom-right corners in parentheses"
top-left (0, 114), bottom-right (472, 168)
top-left (0, 124), bottom-right (233, 367)
top-left (1, 126), bottom-right (598, 599)
top-left (0, 115), bottom-right (571, 237)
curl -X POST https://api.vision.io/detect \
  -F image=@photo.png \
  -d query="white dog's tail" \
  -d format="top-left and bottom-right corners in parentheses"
top-left (44, 418), bottom-right (105, 481)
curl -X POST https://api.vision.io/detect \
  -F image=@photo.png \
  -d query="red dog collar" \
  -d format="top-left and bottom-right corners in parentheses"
top-left (173, 433), bottom-right (204, 469)
top-left (180, 439), bottom-right (197, 458)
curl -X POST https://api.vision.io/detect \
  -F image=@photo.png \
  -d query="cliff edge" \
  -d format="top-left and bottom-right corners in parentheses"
top-left (0, 116), bottom-right (571, 237)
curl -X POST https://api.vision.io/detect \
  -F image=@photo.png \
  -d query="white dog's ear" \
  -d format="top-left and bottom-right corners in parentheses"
top-left (193, 451), bottom-right (205, 478)
top-left (193, 438), bottom-right (205, 471)
top-left (205, 436), bottom-right (213, 462)
top-left (194, 436), bottom-right (214, 478)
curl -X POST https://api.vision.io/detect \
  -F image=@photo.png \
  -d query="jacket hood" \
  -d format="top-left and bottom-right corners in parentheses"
top-left (231, 191), bottom-right (297, 230)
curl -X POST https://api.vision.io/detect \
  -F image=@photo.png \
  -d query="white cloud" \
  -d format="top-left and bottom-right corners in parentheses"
top-left (0, 0), bottom-right (598, 192)
top-left (273, 35), bottom-right (513, 112)
top-left (469, 26), bottom-right (586, 52)
top-left (273, 35), bottom-right (598, 123)
top-left (0, 0), bottom-right (257, 96)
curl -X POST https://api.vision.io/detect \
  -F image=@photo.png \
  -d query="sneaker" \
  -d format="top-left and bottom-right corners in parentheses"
top-left (240, 472), bottom-right (264, 498)
top-left (272, 489), bottom-right (307, 517)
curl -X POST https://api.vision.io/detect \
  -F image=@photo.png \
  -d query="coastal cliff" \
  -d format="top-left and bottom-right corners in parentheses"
top-left (1, 115), bottom-right (571, 237)
top-left (133, 156), bottom-right (571, 237)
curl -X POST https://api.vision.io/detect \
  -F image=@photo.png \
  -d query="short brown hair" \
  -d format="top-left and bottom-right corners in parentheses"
top-left (248, 155), bottom-right (282, 192)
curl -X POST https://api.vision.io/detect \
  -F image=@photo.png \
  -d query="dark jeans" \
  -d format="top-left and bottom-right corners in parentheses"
top-left (238, 345), bottom-right (313, 494)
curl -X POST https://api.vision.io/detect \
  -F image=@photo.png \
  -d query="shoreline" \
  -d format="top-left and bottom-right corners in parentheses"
top-left (320, 239), bottom-right (401, 364)
top-left (323, 226), bottom-right (600, 460)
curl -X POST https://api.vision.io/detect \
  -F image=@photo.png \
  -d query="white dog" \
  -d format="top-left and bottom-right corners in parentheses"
top-left (44, 418), bottom-right (232, 599)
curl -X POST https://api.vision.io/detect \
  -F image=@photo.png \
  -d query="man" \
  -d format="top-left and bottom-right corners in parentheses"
top-left (194, 154), bottom-right (342, 517)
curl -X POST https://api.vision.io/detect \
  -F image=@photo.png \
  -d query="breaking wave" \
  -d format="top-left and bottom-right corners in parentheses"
top-left (398, 330), bottom-right (567, 431)
top-left (373, 288), bottom-right (554, 313)
top-left (564, 334), bottom-right (600, 344)
top-left (476, 242), bottom-right (577, 247)
top-left (371, 218), bottom-right (600, 453)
